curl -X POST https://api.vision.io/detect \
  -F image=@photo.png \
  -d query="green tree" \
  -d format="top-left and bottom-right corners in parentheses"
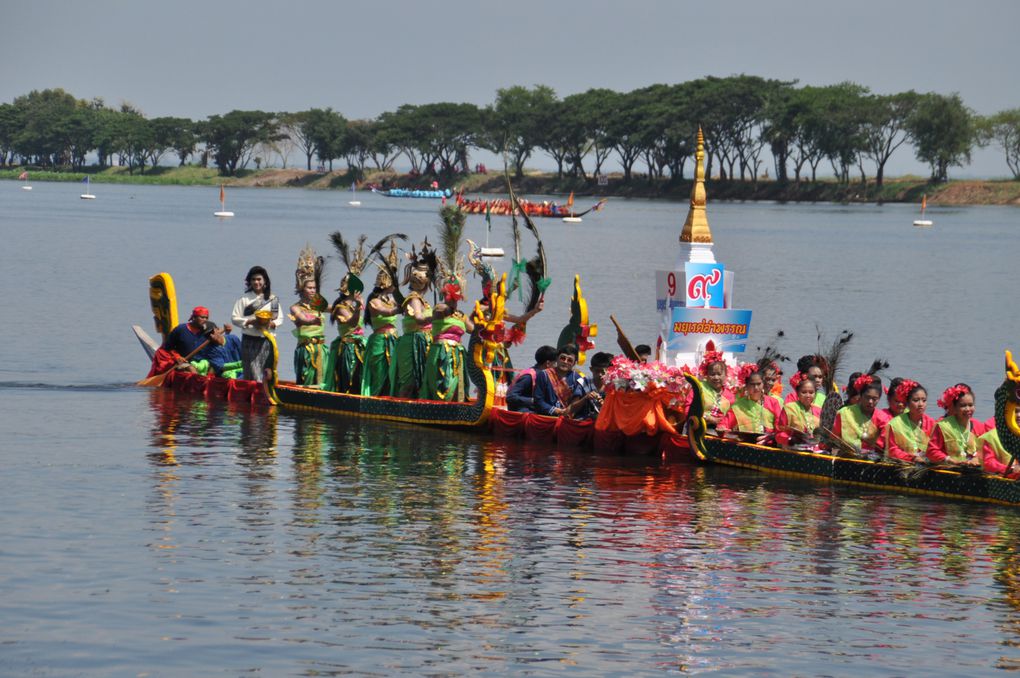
top-left (201, 110), bottom-right (280, 175)
top-left (487, 84), bottom-right (558, 178)
top-left (305, 107), bottom-right (347, 171)
top-left (978, 109), bottom-right (1020, 179)
top-left (859, 92), bottom-right (919, 187)
top-left (11, 88), bottom-right (79, 166)
top-left (0, 102), bottom-right (16, 166)
top-left (907, 93), bottom-right (974, 182)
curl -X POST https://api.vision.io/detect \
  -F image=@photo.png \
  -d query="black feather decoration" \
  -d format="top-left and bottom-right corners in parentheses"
top-left (817, 327), bottom-right (854, 395)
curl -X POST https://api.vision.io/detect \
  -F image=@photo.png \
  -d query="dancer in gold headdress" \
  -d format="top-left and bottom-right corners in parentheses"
top-left (392, 239), bottom-right (438, 398)
top-left (420, 206), bottom-right (474, 401)
top-left (324, 232), bottom-right (368, 394)
top-left (361, 235), bottom-right (406, 396)
top-left (290, 245), bottom-right (328, 387)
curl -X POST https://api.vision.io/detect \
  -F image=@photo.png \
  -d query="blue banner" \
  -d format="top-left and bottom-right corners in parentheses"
top-left (684, 262), bottom-right (726, 308)
top-left (666, 307), bottom-right (753, 353)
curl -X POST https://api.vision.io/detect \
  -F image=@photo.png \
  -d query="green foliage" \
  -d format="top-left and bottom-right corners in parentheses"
top-left (907, 93), bottom-right (975, 182)
top-left (201, 109), bottom-right (279, 176)
top-left (977, 109), bottom-right (1020, 179)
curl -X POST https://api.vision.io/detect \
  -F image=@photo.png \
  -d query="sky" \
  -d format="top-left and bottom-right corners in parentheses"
top-left (2, 0), bottom-right (1018, 178)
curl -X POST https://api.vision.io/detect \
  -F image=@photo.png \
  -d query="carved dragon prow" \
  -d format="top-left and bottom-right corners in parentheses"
top-left (994, 349), bottom-right (1020, 471)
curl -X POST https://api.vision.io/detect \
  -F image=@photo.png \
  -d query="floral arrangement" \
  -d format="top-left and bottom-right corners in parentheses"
top-left (603, 356), bottom-right (691, 409)
top-left (853, 374), bottom-right (877, 393)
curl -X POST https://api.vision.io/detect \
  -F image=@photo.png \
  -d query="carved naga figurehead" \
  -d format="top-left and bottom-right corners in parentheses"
top-left (995, 350), bottom-right (1020, 459)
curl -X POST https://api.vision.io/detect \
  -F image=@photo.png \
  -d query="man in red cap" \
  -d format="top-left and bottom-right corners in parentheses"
top-left (146, 306), bottom-right (224, 376)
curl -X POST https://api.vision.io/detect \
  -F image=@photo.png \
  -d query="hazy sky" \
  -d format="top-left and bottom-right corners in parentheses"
top-left (3, 0), bottom-right (1017, 177)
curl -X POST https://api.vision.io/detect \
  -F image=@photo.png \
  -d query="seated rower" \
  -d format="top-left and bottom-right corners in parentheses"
top-left (875, 376), bottom-right (906, 432)
top-left (534, 343), bottom-right (595, 418)
top-left (147, 306), bottom-right (220, 377)
top-left (784, 354), bottom-right (826, 408)
top-left (575, 351), bottom-right (612, 420)
top-left (698, 347), bottom-right (734, 429)
top-left (717, 364), bottom-right (775, 444)
top-left (776, 374), bottom-right (822, 449)
top-left (506, 345), bottom-right (558, 413)
top-left (980, 406), bottom-right (1020, 478)
top-left (189, 324), bottom-right (243, 379)
top-left (883, 380), bottom-right (936, 463)
top-left (635, 344), bottom-right (652, 364)
top-left (832, 374), bottom-right (884, 457)
top-left (926, 383), bottom-right (987, 467)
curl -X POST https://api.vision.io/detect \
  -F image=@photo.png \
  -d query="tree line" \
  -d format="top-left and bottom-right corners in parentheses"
top-left (2, 77), bottom-right (1019, 184)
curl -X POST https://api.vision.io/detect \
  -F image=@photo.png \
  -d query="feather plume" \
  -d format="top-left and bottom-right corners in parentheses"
top-left (436, 206), bottom-right (466, 280)
top-left (367, 232), bottom-right (408, 262)
top-left (866, 358), bottom-right (890, 377)
top-left (754, 330), bottom-right (789, 373)
top-left (816, 327), bottom-right (854, 395)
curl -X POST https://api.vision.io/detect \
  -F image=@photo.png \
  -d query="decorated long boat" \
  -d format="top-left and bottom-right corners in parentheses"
top-left (681, 362), bottom-right (1020, 506)
top-left (456, 194), bottom-right (606, 219)
top-left (371, 187), bottom-right (452, 199)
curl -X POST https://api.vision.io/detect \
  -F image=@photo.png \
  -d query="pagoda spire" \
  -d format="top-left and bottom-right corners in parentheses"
top-left (680, 127), bottom-right (713, 245)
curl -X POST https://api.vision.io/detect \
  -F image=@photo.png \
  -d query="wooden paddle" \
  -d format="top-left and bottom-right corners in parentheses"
top-left (137, 339), bottom-right (212, 387)
top-left (610, 315), bottom-right (640, 361)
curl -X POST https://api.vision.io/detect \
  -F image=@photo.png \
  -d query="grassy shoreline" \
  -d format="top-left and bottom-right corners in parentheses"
top-left (3, 166), bottom-right (1018, 206)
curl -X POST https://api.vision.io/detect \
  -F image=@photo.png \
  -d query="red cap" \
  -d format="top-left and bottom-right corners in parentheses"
top-left (191, 306), bottom-right (210, 319)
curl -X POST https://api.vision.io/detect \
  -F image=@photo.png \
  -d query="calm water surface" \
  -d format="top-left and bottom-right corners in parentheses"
top-left (1, 181), bottom-right (1019, 675)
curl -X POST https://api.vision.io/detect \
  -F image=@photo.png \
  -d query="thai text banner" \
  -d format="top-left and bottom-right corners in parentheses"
top-left (667, 307), bottom-right (753, 352)
top-left (656, 269), bottom-right (736, 311)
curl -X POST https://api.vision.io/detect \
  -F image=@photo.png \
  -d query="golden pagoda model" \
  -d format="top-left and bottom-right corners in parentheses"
top-left (677, 127), bottom-right (716, 267)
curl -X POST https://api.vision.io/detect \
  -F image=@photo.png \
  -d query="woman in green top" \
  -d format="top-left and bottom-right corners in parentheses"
top-left (420, 299), bottom-right (474, 401)
top-left (291, 247), bottom-right (328, 387)
top-left (832, 374), bottom-right (883, 455)
top-left (391, 244), bottom-right (437, 398)
top-left (716, 364), bottom-right (775, 444)
top-left (324, 231), bottom-right (369, 394)
top-left (926, 383), bottom-right (987, 466)
top-left (361, 266), bottom-right (401, 397)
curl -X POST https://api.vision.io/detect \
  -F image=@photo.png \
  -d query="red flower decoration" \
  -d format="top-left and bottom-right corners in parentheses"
top-left (894, 379), bottom-right (919, 404)
top-left (737, 363), bottom-right (759, 385)
top-left (789, 372), bottom-right (804, 389)
top-left (853, 374), bottom-right (874, 393)
top-left (699, 350), bottom-right (725, 377)
top-left (937, 384), bottom-right (971, 410)
top-left (507, 324), bottom-right (527, 346)
top-left (442, 282), bottom-right (464, 302)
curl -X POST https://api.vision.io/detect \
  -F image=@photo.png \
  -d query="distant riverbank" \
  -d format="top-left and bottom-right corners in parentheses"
top-left (3, 166), bottom-right (1019, 206)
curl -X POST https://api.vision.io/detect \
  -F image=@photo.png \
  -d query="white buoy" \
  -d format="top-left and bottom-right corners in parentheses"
top-left (21, 185), bottom-right (32, 191)
top-left (913, 219), bottom-right (933, 227)
top-left (214, 211), bottom-right (235, 218)
top-left (562, 216), bottom-right (582, 223)
top-left (214, 185), bottom-right (233, 217)
top-left (80, 177), bottom-right (95, 199)
top-left (348, 200), bottom-right (361, 207)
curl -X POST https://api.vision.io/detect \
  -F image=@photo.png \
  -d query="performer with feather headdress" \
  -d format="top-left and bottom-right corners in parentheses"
top-left (361, 236), bottom-right (405, 396)
top-left (420, 206), bottom-right (474, 402)
top-left (324, 232), bottom-right (368, 394)
top-left (391, 240), bottom-right (438, 398)
top-left (290, 245), bottom-right (328, 387)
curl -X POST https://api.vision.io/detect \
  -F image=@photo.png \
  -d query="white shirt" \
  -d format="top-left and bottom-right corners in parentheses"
top-left (231, 292), bottom-right (283, 337)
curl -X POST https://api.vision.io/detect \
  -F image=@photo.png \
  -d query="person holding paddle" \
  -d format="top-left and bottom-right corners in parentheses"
top-left (145, 306), bottom-right (220, 378)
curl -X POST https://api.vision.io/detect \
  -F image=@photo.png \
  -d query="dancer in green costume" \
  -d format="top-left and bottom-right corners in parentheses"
top-left (392, 240), bottom-right (438, 398)
top-left (324, 232), bottom-right (368, 394)
top-left (361, 239), bottom-right (402, 396)
top-left (420, 206), bottom-right (474, 401)
top-left (290, 245), bottom-right (328, 387)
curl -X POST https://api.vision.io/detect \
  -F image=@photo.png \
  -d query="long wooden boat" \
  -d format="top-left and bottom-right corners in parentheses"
top-left (371, 187), bottom-right (452, 199)
top-left (682, 369), bottom-right (1020, 506)
top-left (457, 196), bottom-right (606, 219)
top-left (262, 333), bottom-right (493, 429)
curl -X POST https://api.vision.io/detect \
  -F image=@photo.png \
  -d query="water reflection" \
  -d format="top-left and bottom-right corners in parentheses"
top-left (138, 395), bottom-right (1020, 673)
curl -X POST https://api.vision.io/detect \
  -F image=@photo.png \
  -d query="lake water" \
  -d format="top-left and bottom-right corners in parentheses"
top-left (2, 180), bottom-right (1019, 675)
